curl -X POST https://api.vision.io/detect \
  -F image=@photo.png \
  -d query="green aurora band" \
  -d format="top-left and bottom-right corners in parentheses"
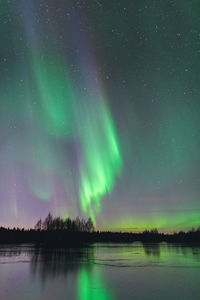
top-left (31, 50), bottom-right (122, 219)
top-left (79, 97), bottom-right (122, 216)
top-left (33, 54), bottom-right (73, 137)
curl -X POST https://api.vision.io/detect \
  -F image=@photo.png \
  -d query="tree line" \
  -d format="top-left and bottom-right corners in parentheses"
top-left (34, 213), bottom-right (95, 232)
top-left (0, 222), bottom-right (200, 245)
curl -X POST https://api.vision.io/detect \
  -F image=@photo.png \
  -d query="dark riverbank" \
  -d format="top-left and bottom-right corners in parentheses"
top-left (0, 227), bottom-right (200, 246)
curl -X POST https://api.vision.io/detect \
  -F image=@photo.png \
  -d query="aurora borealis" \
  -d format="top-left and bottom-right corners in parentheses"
top-left (0, 0), bottom-right (200, 232)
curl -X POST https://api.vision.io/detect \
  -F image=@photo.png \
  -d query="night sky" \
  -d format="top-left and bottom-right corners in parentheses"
top-left (1, 0), bottom-right (200, 232)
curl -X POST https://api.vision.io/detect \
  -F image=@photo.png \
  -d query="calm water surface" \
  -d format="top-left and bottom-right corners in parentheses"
top-left (0, 243), bottom-right (200, 300)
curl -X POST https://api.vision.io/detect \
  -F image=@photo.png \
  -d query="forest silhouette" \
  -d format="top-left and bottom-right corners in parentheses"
top-left (0, 213), bottom-right (200, 246)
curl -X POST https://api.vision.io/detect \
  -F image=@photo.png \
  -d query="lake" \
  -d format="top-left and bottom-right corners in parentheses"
top-left (0, 243), bottom-right (199, 300)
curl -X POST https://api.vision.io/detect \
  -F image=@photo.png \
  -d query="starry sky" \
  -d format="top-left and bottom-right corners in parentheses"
top-left (0, 0), bottom-right (200, 232)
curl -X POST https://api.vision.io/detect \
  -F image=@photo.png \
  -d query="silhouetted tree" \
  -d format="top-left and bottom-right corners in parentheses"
top-left (75, 217), bottom-right (81, 231)
top-left (80, 218), bottom-right (86, 231)
top-left (85, 218), bottom-right (94, 232)
top-left (34, 219), bottom-right (42, 230)
top-left (42, 213), bottom-right (53, 230)
top-left (64, 217), bottom-right (72, 231)
top-left (150, 228), bottom-right (159, 234)
top-left (53, 217), bottom-right (64, 230)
